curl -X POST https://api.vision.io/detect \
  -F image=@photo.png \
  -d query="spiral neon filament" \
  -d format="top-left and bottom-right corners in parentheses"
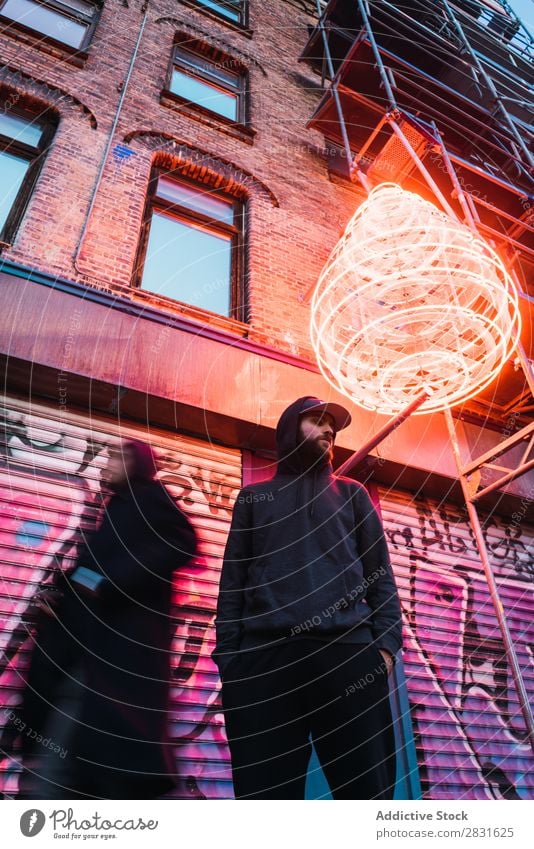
top-left (310, 183), bottom-right (521, 415)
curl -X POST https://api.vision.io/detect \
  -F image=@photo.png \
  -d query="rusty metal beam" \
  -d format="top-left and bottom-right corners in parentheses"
top-left (471, 458), bottom-right (534, 502)
top-left (461, 421), bottom-right (534, 476)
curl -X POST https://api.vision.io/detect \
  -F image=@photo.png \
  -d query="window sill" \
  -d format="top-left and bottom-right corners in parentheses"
top-left (178, 0), bottom-right (253, 38)
top-left (0, 17), bottom-right (89, 68)
top-left (129, 284), bottom-right (249, 337)
top-left (160, 89), bottom-right (256, 145)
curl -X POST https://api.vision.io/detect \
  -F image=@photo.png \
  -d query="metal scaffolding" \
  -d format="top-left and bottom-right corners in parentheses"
top-left (305, 0), bottom-right (534, 752)
top-left (306, 0), bottom-right (533, 268)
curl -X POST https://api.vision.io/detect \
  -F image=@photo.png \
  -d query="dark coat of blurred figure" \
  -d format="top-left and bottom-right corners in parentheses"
top-left (18, 439), bottom-right (197, 799)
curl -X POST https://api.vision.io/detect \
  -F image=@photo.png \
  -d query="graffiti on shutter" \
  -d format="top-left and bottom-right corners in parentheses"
top-left (0, 398), bottom-right (241, 798)
top-left (379, 486), bottom-right (534, 800)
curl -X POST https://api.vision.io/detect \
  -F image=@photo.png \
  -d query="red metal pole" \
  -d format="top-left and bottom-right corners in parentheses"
top-left (444, 408), bottom-right (534, 753)
top-left (334, 390), bottom-right (429, 477)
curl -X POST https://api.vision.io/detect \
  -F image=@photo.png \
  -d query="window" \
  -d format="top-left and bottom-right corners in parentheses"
top-left (0, 107), bottom-right (55, 244)
top-left (0, 0), bottom-right (100, 50)
top-left (170, 44), bottom-right (247, 124)
top-left (136, 173), bottom-right (245, 321)
top-left (191, 0), bottom-right (246, 26)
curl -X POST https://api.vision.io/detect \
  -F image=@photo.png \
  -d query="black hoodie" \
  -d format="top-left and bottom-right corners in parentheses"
top-left (213, 397), bottom-right (402, 675)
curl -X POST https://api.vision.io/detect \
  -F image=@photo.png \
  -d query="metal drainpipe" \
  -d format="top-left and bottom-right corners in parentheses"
top-left (439, 0), bottom-right (534, 170)
top-left (74, 2), bottom-right (150, 275)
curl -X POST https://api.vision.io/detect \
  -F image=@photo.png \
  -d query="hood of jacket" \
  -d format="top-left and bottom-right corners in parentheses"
top-left (108, 439), bottom-right (159, 494)
top-left (276, 396), bottom-right (334, 477)
top-left (124, 439), bottom-right (159, 481)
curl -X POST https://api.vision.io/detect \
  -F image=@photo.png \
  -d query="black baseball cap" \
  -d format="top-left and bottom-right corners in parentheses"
top-left (298, 397), bottom-right (352, 432)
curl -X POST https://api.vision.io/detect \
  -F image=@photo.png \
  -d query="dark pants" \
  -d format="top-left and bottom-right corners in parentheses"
top-left (18, 665), bottom-right (169, 800)
top-left (222, 640), bottom-right (396, 800)
top-left (18, 663), bottom-right (86, 800)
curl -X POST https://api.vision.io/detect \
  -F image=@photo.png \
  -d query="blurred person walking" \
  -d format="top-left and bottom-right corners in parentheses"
top-left (17, 439), bottom-right (197, 799)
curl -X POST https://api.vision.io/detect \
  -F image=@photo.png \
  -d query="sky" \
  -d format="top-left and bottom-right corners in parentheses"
top-left (506, 0), bottom-right (534, 32)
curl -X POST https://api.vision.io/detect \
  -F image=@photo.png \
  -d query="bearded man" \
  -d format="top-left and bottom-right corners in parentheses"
top-left (214, 396), bottom-right (402, 800)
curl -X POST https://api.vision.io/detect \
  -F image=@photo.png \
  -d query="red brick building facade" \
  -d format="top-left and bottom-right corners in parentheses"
top-left (0, 0), bottom-right (533, 799)
top-left (0, 0), bottom-right (363, 355)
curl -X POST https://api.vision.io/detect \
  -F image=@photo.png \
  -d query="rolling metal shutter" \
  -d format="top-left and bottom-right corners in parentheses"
top-left (378, 485), bottom-right (534, 800)
top-left (0, 396), bottom-right (241, 799)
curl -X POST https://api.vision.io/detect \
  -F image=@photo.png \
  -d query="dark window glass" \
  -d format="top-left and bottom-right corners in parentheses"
top-left (170, 45), bottom-right (245, 123)
top-left (0, 112), bottom-right (43, 147)
top-left (0, 107), bottom-right (54, 243)
top-left (0, 0), bottom-right (99, 50)
top-left (137, 174), bottom-right (245, 320)
top-left (196, 0), bottom-right (244, 24)
top-left (0, 153), bottom-right (31, 233)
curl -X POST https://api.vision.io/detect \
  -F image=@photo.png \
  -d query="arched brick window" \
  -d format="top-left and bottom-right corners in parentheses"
top-left (0, 99), bottom-right (57, 245)
top-left (134, 166), bottom-right (247, 322)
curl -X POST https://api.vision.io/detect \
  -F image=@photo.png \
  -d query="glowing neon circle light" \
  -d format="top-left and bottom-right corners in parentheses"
top-left (310, 183), bottom-right (521, 415)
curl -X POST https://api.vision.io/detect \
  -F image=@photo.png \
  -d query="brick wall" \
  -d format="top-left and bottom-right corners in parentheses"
top-left (0, 0), bottom-right (365, 360)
